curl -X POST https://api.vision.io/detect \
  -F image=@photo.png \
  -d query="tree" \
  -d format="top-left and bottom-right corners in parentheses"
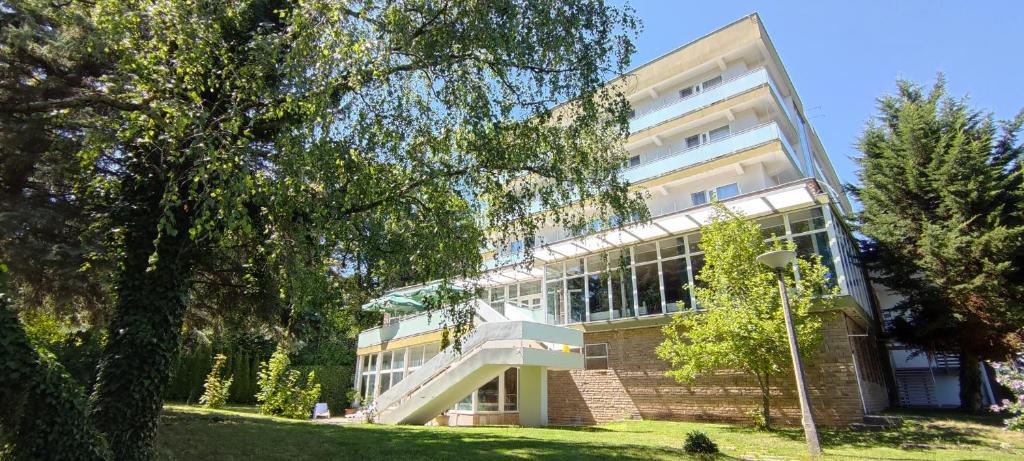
top-left (0, 0), bottom-right (644, 459)
top-left (199, 354), bottom-right (233, 409)
top-left (656, 204), bottom-right (836, 429)
top-left (850, 77), bottom-right (1024, 412)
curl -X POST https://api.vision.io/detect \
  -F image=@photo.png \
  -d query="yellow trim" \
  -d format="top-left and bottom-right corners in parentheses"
top-left (356, 330), bottom-right (445, 355)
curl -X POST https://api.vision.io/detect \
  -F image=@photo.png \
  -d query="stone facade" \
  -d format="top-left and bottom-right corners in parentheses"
top-left (547, 313), bottom-right (889, 427)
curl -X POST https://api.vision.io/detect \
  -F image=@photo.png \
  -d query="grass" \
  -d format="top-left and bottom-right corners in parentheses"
top-left (156, 403), bottom-right (1024, 460)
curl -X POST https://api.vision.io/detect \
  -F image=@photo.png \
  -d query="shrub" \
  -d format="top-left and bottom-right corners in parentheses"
top-left (199, 354), bottom-right (233, 409)
top-left (683, 430), bottom-right (718, 456)
top-left (747, 408), bottom-right (768, 431)
top-left (257, 346), bottom-right (322, 419)
top-left (294, 365), bottom-right (354, 411)
top-left (990, 358), bottom-right (1024, 431)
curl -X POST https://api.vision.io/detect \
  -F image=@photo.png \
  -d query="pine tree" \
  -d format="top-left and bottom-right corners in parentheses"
top-left (851, 77), bottom-right (1024, 411)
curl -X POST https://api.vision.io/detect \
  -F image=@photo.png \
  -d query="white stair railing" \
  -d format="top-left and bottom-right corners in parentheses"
top-left (372, 320), bottom-right (583, 424)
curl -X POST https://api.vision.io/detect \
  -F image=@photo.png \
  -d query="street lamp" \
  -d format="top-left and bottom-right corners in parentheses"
top-left (756, 249), bottom-right (822, 457)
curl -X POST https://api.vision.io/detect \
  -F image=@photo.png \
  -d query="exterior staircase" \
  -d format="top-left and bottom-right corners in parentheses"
top-left (369, 300), bottom-right (583, 425)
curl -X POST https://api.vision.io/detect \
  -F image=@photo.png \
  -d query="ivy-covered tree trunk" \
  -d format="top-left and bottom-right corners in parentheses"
top-left (0, 297), bottom-right (110, 461)
top-left (959, 351), bottom-right (983, 413)
top-left (88, 161), bottom-right (195, 460)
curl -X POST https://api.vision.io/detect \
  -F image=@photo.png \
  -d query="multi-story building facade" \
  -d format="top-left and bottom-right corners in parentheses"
top-left (353, 14), bottom-right (890, 427)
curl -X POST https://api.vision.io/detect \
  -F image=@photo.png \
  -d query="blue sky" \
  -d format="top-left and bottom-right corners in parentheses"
top-left (625, 1), bottom-right (1024, 189)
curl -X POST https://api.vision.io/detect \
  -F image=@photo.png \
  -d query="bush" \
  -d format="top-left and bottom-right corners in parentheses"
top-left (683, 430), bottom-right (718, 456)
top-left (256, 346), bottom-right (322, 419)
top-left (294, 365), bottom-right (354, 412)
top-left (199, 354), bottom-right (233, 409)
top-left (747, 408), bottom-right (768, 431)
top-left (990, 358), bottom-right (1024, 431)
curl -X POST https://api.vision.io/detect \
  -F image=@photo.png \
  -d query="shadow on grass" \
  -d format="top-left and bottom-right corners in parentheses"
top-left (157, 408), bottom-right (698, 461)
top-left (715, 414), bottom-right (1001, 454)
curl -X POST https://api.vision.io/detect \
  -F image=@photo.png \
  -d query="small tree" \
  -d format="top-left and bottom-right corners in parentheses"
top-left (199, 354), bottom-right (233, 409)
top-left (656, 204), bottom-right (837, 429)
top-left (256, 346), bottom-right (321, 419)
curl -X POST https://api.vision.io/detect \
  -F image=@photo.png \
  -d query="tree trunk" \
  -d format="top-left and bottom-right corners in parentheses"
top-left (959, 350), bottom-right (983, 413)
top-left (88, 165), bottom-right (195, 460)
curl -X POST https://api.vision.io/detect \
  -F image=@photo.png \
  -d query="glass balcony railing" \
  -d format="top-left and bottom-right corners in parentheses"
top-left (629, 68), bottom-right (774, 134)
top-left (621, 121), bottom-right (795, 184)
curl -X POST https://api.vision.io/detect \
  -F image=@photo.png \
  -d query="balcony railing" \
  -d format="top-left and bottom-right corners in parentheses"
top-left (629, 68), bottom-right (775, 134)
top-left (621, 121), bottom-right (795, 185)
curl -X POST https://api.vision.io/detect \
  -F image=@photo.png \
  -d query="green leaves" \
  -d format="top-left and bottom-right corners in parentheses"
top-left (656, 204), bottom-right (835, 427)
top-left (852, 76), bottom-right (1024, 361)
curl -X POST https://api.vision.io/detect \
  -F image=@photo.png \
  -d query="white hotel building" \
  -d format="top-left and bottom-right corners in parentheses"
top-left (352, 14), bottom-right (893, 427)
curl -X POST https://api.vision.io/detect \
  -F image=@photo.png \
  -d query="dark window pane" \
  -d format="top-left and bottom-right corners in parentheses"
top-left (478, 376), bottom-right (500, 411)
top-left (634, 242), bottom-right (658, 263)
top-left (688, 233), bottom-right (702, 253)
top-left (610, 270), bottom-right (635, 319)
top-left (789, 207), bottom-right (825, 234)
top-left (503, 368), bottom-right (518, 411)
top-left (635, 263), bottom-right (662, 316)
top-left (814, 232), bottom-right (837, 288)
top-left (567, 277), bottom-right (586, 323)
top-left (546, 281), bottom-right (564, 324)
top-left (758, 215), bottom-right (786, 239)
top-left (658, 237), bottom-right (686, 258)
top-left (662, 258), bottom-right (692, 312)
top-left (588, 274), bottom-right (610, 321)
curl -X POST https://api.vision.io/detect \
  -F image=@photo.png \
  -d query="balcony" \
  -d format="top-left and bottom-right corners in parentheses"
top-left (621, 121), bottom-right (797, 185)
top-left (629, 67), bottom-right (791, 134)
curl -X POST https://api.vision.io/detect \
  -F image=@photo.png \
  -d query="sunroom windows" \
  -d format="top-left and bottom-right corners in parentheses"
top-left (536, 205), bottom-right (841, 325)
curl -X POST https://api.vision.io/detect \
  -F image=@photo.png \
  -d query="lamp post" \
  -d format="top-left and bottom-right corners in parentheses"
top-left (756, 249), bottom-right (822, 457)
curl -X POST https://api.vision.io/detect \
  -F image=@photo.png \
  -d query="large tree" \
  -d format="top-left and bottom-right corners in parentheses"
top-left (850, 77), bottom-right (1024, 412)
top-left (656, 205), bottom-right (836, 429)
top-left (0, 0), bottom-right (644, 459)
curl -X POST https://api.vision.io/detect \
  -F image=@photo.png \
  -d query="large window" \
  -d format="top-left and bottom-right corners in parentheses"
top-left (450, 368), bottom-right (519, 413)
top-left (533, 206), bottom-right (838, 324)
top-left (356, 342), bottom-right (440, 403)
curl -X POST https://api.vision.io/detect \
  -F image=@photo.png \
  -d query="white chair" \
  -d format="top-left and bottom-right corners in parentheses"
top-left (312, 402), bottom-right (330, 419)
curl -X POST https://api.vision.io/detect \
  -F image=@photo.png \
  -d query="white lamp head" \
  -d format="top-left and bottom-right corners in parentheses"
top-left (756, 249), bottom-right (796, 270)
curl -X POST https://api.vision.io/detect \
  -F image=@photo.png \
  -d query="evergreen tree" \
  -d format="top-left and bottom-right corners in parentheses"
top-left (850, 77), bottom-right (1024, 411)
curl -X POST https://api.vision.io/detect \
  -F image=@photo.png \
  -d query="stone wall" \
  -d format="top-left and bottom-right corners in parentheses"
top-left (547, 313), bottom-right (889, 427)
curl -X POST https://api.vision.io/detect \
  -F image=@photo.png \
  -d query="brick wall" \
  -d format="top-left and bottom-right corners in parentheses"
top-left (547, 313), bottom-right (889, 427)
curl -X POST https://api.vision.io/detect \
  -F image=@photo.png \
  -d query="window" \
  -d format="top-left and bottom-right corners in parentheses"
top-left (477, 376), bottom-right (501, 412)
top-left (587, 273), bottom-right (610, 321)
top-left (628, 108), bottom-right (636, 120)
top-left (685, 134), bottom-right (701, 149)
top-left (635, 263), bottom-right (662, 315)
top-left (661, 257), bottom-right (692, 312)
top-left (489, 287), bottom-right (505, 313)
top-left (708, 125), bottom-right (730, 142)
top-left (758, 215), bottom-right (786, 239)
top-left (679, 86), bottom-right (694, 98)
top-left (503, 368), bottom-right (518, 411)
top-left (715, 183), bottom-right (740, 200)
top-left (584, 343), bottom-right (609, 370)
top-left (623, 155), bottom-right (640, 169)
top-left (702, 75), bottom-right (723, 89)
top-left (567, 277), bottom-right (585, 323)
top-left (546, 281), bottom-right (564, 324)
top-left (691, 190), bottom-right (709, 206)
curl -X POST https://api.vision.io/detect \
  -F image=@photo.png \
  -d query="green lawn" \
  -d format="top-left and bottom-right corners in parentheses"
top-left (156, 404), bottom-right (1024, 460)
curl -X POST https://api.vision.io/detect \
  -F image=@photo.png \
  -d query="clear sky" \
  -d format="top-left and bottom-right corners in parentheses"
top-left (624, 0), bottom-right (1024, 189)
